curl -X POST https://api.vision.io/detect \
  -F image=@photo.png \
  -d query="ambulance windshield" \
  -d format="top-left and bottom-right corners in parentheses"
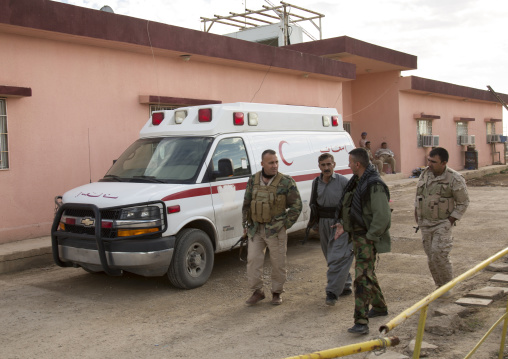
top-left (102, 137), bottom-right (213, 183)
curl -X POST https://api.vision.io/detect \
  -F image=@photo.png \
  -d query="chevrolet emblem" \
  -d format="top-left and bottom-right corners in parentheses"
top-left (81, 217), bottom-right (95, 227)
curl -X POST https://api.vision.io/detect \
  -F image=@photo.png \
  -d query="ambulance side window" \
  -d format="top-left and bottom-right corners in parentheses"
top-left (210, 137), bottom-right (251, 181)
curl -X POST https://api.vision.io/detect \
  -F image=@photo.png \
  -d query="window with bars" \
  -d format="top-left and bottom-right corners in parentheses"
top-left (417, 119), bottom-right (432, 147)
top-left (149, 104), bottom-right (179, 116)
top-left (0, 99), bottom-right (8, 170)
top-left (486, 122), bottom-right (496, 135)
top-left (343, 122), bottom-right (351, 134)
top-left (456, 122), bottom-right (468, 145)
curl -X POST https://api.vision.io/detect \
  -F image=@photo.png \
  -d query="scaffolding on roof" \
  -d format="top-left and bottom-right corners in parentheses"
top-left (200, 1), bottom-right (324, 45)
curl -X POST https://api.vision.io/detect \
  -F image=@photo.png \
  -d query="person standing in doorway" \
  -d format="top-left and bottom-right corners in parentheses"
top-left (242, 149), bottom-right (302, 306)
top-left (414, 147), bottom-right (469, 297)
top-left (309, 153), bottom-right (354, 306)
top-left (359, 132), bottom-right (368, 148)
top-left (333, 148), bottom-right (391, 335)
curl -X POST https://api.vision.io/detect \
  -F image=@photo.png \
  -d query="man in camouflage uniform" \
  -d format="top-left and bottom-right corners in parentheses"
top-left (415, 147), bottom-right (469, 296)
top-left (242, 149), bottom-right (302, 306)
top-left (333, 148), bottom-right (391, 335)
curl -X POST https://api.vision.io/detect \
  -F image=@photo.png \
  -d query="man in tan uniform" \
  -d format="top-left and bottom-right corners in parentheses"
top-left (414, 147), bottom-right (469, 295)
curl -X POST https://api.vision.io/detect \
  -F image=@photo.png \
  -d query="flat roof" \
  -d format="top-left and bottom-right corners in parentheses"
top-left (285, 36), bottom-right (418, 74)
top-left (0, 0), bottom-right (355, 81)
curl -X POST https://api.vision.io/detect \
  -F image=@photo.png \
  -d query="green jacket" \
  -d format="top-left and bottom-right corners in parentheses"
top-left (341, 180), bottom-right (391, 253)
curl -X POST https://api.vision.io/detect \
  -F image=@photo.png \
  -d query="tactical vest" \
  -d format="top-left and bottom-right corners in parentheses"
top-left (416, 169), bottom-right (455, 220)
top-left (250, 172), bottom-right (287, 223)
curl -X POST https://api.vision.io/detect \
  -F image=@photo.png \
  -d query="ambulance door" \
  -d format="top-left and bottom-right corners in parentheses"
top-left (207, 135), bottom-right (252, 251)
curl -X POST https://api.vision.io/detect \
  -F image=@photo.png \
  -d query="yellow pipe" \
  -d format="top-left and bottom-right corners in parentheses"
top-left (412, 305), bottom-right (428, 359)
top-left (464, 312), bottom-right (508, 359)
top-left (284, 337), bottom-right (400, 359)
top-left (498, 300), bottom-right (508, 359)
top-left (380, 246), bottom-right (508, 335)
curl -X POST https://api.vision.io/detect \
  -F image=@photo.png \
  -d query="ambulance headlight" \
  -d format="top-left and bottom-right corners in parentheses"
top-left (119, 206), bottom-right (161, 220)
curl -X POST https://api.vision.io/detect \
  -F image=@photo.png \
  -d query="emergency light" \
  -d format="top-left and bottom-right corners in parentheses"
top-left (233, 112), bottom-right (244, 126)
top-left (331, 116), bottom-right (339, 127)
top-left (175, 110), bottom-right (187, 124)
top-left (152, 112), bottom-right (164, 126)
top-left (248, 112), bottom-right (258, 126)
top-left (322, 115), bottom-right (330, 127)
top-left (198, 108), bottom-right (212, 122)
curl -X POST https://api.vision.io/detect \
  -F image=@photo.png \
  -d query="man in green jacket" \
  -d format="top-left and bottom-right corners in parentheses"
top-left (333, 148), bottom-right (391, 335)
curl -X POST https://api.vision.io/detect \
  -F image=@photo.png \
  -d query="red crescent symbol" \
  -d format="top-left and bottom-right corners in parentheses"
top-left (279, 141), bottom-right (293, 166)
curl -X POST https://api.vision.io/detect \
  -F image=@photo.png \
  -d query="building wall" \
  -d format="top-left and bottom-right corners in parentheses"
top-left (350, 71), bottom-right (402, 169)
top-left (398, 80), bottom-right (504, 172)
top-left (0, 30), bottom-right (345, 243)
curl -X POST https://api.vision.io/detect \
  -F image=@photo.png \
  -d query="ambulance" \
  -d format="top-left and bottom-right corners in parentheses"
top-left (51, 103), bottom-right (355, 289)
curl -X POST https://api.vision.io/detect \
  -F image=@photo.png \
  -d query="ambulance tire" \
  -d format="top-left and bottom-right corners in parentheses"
top-left (168, 228), bottom-right (214, 289)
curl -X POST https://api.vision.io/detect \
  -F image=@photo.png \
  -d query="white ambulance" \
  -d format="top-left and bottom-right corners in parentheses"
top-left (52, 103), bottom-right (355, 289)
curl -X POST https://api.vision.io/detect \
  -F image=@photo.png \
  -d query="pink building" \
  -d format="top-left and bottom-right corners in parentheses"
top-left (0, 0), bottom-right (506, 244)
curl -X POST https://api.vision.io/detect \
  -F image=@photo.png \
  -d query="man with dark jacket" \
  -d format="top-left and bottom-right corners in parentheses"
top-left (333, 148), bottom-right (391, 335)
top-left (310, 153), bottom-right (353, 306)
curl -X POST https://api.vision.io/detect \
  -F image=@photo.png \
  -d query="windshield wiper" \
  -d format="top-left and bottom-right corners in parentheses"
top-left (132, 175), bottom-right (166, 183)
top-left (103, 175), bottom-right (125, 182)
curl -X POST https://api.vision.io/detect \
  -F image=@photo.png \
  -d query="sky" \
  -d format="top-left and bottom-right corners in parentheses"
top-left (54, 0), bottom-right (508, 133)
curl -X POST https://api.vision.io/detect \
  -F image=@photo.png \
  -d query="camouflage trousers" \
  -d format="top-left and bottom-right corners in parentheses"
top-left (421, 220), bottom-right (453, 287)
top-left (352, 234), bottom-right (387, 325)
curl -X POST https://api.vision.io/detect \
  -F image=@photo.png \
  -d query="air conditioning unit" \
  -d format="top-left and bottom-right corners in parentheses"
top-left (422, 135), bottom-right (439, 147)
top-left (460, 135), bottom-right (475, 145)
top-left (487, 134), bottom-right (502, 143)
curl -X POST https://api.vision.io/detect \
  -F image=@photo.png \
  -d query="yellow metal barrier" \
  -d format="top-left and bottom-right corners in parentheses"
top-left (379, 246), bottom-right (508, 359)
top-left (284, 246), bottom-right (508, 359)
top-left (284, 336), bottom-right (400, 359)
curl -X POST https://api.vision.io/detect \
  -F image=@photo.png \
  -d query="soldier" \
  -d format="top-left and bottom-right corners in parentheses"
top-left (332, 148), bottom-right (391, 335)
top-left (309, 153), bottom-right (353, 306)
top-left (242, 149), bottom-right (302, 306)
top-left (414, 147), bottom-right (469, 296)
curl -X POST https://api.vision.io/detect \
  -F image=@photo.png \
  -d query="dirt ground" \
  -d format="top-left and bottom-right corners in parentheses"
top-left (1, 172), bottom-right (508, 359)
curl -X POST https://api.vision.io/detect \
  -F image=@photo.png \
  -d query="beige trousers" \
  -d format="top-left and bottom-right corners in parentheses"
top-left (421, 221), bottom-right (453, 287)
top-left (247, 225), bottom-right (288, 294)
top-left (378, 155), bottom-right (396, 173)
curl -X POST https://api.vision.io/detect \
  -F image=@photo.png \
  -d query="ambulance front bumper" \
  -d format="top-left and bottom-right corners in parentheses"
top-left (57, 236), bottom-right (175, 277)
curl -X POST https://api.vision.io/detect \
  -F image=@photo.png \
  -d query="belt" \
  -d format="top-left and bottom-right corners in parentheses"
top-left (352, 229), bottom-right (367, 236)
top-left (317, 206), bottom-right (335, 219)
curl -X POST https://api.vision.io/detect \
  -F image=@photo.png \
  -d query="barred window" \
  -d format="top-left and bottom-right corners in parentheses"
top-left (456, 122), bottom-right (468, 145)
top-left (0, 99), bottom-right (8, 170)
top-left (343, 122), bottom-right (351, 134)
top-left (486, 122), bottom-right (496, 135)
top-left (417, 119), bottom-right (432, 147)
top-left (149, 104), bottom-right (178, 116)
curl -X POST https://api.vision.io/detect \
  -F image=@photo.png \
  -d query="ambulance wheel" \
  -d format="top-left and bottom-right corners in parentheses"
top-left (168, 228), bottom-right (214, 289)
